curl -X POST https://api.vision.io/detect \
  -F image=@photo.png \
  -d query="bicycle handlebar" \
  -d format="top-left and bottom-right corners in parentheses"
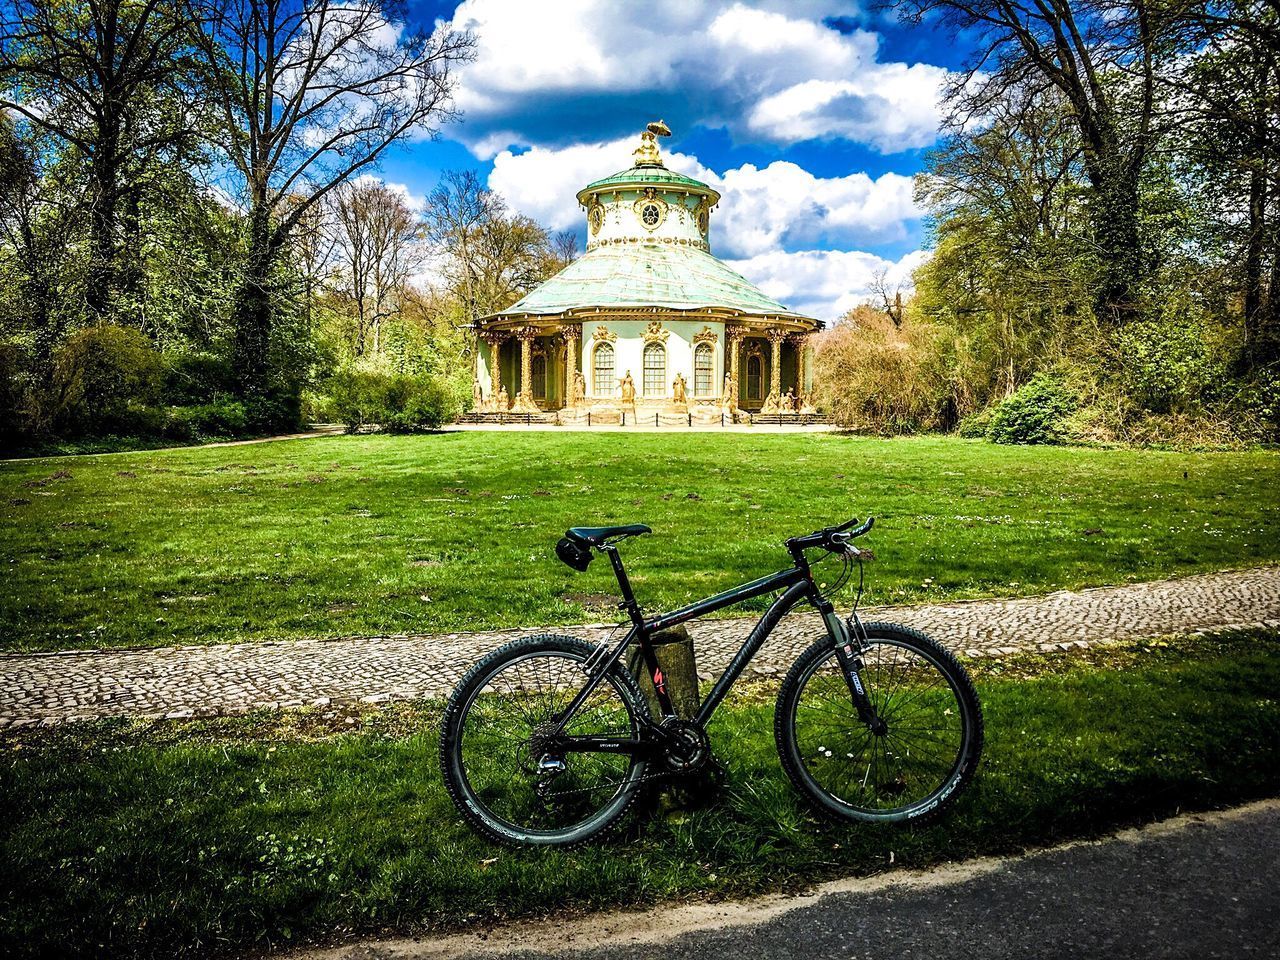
top-left (786, 516), bottom-right (875, 555)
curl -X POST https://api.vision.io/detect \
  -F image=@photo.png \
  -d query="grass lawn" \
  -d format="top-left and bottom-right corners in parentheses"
top-left (3, 631), bottom-right (1278, 959)
top-left (1, 432), bottom-right (1277, 652)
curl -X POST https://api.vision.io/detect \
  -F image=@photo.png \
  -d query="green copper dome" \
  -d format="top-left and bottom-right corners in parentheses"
top-left (486, 240), bottom-right (807, 321)
top-left (577, 165), bottom-right (720, 204)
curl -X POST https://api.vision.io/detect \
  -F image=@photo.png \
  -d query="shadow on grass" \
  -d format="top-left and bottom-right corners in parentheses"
top-left (2, 631), bottom-right (1278, 958)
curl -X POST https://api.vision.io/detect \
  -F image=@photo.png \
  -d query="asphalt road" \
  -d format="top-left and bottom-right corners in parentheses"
top-left (305, 800), bottom-right (1280, 960)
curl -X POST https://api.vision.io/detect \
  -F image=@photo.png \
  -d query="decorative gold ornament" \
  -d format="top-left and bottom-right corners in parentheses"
top-left (693, 325), bottom-right (718, 346)
top-left (587, 201), bottom-right (604, 236)
top-left (694, 198), bottom-right (711, 236)
top-left (643, 319), bottom-right (669, 344)
top-left (594, 325), bottom-right (616, 343)
top-left (633, 187), bottom-right (668, 232)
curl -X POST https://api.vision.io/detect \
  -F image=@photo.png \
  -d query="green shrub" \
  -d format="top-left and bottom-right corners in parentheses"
top-left (163, 352), bottom-right (236, 405)
top-left (167, 400), bottom-right (249, 440)
top-left (0, 341), bottom-right (26, 445)
top-left (326, 369), bottom-right (458, 433)
top-left (51, 326), bottom-right (164, 435)
top-left (986, 374), bottom-right (1078, 445)
top-left (1114, 305), bottom-right (1229, 414)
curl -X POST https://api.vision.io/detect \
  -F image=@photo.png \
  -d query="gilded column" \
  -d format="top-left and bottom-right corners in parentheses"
top-left (480, 330), bottom-right (509, 410)
top-left (564, 322), bottom-right (582, 407)
top-left (724, 323), bottom-right (744, 405)
top-left (514, 326), bottom-right (539, 412)
top-left (765, 327), bottom-right (785, 411)
top-left (790, 333), bottom-right (810, 410)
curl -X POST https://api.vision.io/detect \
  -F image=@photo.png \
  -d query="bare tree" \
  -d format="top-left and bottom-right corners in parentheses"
top-left (424, 171), bottom-right (578, 319)
top-left (421, 169), bottom-right (500, 326)
top-left (870, 268), bottom-right (904, 326)
top-left (0, 0), bottom-right (197, 318)
top-left (185, 0), bottom-right (472, 401)
top-left (283, 191), bottom-right (337, 334)
top-left (331, 179), bottom-right (421, 356)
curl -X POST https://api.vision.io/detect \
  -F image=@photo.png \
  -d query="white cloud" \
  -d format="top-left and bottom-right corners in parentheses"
top-left (442, 0), bottom-right (947, 155)
top-left (486, 137), bottom-right (716, 232)
top-left (727, 248), bottom-right (929, 322)
top-left (487, 139), bottom-right (922, 259)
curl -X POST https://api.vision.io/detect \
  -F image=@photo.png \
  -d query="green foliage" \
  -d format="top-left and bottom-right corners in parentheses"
top-left (165, 400), bottom-right (249, 441)
top-left (50, 325), bottom-right (163, 435)
top-left (326, 369), bottom-right (459, 433)
top-left (1114, 297), bottom-right (1230, 415)
top-left (986, 375), bottom-right (1078, 445)
top-left (162, 351), bottom-right (236, 405)
top-left (0, 341), bottom-right (24, 444)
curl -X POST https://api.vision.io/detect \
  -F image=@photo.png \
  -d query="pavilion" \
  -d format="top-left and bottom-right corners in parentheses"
top-left (473, 123), bottom-right (820, 421)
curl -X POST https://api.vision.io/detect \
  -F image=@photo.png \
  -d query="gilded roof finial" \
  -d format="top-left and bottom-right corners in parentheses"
top-left (633, 119), bottom-right (670, 168)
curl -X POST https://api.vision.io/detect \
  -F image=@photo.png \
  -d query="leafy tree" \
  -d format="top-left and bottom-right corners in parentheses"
top-left (1167, 0), bottom-right (1280, 365)
top-left (892, 0), bottom-right (1172, 322)
top-left (0, 0), bottom-right (200, 318)
top-left (185, 0), bottom-right (473, 417)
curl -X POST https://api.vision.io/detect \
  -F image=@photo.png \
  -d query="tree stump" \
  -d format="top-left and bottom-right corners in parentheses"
top-left (626, 624), bottom-right (700, 721)
top-left (626, 624), bottom-right (722, 811)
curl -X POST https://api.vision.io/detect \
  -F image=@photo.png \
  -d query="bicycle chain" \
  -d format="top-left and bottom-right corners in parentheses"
top-left (538, 759), bottom-right (724, 801)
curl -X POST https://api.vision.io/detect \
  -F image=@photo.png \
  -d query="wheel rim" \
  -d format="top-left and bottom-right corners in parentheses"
top-left (455, 651), bottom-right (640, 838)
top-left (789, 638), bottom-right (969, 818)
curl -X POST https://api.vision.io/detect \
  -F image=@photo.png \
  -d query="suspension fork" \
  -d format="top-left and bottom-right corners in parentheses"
top-left (817, 598), bottom-right (879, 727)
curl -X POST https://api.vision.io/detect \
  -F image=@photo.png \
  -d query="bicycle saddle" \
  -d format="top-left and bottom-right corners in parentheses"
top-left (564, 524), bottom-right (652, 547)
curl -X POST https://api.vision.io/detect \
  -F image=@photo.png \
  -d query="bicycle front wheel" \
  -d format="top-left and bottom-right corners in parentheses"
top-left (440, 634), bottom-right (648, 846)
top-left (775, 622), bottom-right (983, 824)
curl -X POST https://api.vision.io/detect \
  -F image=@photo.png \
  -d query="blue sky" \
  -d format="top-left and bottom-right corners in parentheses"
top-left (377, 1), bottom-right (974, 321)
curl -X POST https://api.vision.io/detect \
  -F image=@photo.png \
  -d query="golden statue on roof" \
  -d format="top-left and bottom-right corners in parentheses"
top-left (633, 119), bottom-right (670, 167)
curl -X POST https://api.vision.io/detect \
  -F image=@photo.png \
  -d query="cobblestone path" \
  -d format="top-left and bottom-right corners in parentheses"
top-left (3, 567), bottom-right (1278, 727)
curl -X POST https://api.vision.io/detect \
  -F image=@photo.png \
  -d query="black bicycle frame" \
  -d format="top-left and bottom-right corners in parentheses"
top-left (551, 545), bottom-right (860, 748)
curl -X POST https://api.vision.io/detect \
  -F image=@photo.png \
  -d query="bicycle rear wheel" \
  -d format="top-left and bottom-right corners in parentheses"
top-left (775, 622), bottom-right (982, 824)
top-left (440, 634), bottom-right (648, 846)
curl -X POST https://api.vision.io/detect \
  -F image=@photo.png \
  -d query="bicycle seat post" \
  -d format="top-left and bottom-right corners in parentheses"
top-left (603, 544), bottom-right (643, 624)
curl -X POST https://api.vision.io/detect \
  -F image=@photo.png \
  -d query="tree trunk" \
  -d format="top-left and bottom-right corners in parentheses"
top-left (86, 143), bottom-right (120, 320)
top-left (627, 625), bottom-right (722, 811)
top-left (233, 209), bottom-right (279, 401)
top-left (1090, 164), bottom-right (1143, 324)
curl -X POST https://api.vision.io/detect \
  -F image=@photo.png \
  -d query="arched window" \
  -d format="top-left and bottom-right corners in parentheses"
top-left (531, 354), bottom-right (546, 400)
top-left (643, 342), bottom-right (666, 396)
top-left (746, 353), bottom-right (763, 401)
top-left (593, 342), bottom-right (615, 396)
top-left (694, 343), bottom-right (713, 396)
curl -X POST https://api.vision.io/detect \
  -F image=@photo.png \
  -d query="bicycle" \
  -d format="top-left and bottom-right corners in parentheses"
top-left (439, 517), bottom-right (983, 846)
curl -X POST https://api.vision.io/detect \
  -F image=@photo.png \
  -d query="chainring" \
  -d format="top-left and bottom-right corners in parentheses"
top-left (659, 717), bottom-right (711, 773)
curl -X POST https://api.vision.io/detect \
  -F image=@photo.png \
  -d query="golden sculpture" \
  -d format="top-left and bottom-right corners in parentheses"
top-left (619, 371), bottom-right (637, 407)
top-left (571, 370), bottom-right (587, 406)
top-left (672, 373), bottom-right (688, 408)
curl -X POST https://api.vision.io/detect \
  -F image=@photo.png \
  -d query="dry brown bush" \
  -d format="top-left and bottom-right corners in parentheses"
top-left (812, 305), bottom-right (956, 433)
